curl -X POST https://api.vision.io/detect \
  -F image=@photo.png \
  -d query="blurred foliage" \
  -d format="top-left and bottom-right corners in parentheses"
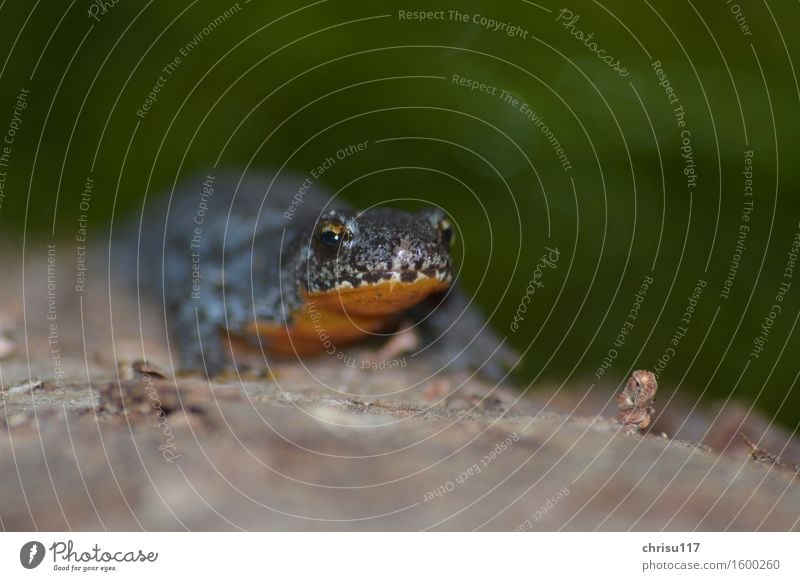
top-left (1, 0), bottom-right (798, 427)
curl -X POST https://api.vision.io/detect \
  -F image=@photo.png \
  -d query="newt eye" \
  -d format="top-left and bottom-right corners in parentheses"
top-left (317, 221), bottom-right (348, 250)
top-left (438, 218), bottom-right (454, 246)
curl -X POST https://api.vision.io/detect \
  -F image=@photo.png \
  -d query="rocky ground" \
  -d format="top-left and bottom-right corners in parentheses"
top-left (0, 253), bottom-right (798, 531)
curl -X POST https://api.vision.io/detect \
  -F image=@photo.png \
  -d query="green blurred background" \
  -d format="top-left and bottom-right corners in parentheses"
top-left (1, 0), bottom-right (798, 427)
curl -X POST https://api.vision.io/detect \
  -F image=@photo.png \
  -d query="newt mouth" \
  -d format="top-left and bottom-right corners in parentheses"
top-left (343, 266), bottom-right (452, 287)
top-left (304, 271), bottom-right (451, 317)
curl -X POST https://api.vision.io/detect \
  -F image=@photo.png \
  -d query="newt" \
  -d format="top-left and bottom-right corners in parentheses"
top-left (125, 171), bottom-right (514, 379)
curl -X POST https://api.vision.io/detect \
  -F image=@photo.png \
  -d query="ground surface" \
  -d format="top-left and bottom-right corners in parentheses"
top-left (0, 254), bottom-right (798, 531)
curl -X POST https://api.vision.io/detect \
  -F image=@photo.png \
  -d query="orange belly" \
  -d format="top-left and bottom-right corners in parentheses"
top-left (246, 277), bottom-right (449, 355)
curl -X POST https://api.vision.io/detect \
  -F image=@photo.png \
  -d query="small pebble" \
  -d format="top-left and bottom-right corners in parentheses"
top-left (0, 335), bottom-right (15, 359)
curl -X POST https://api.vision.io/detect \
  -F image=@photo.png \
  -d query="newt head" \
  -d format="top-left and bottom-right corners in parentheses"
top-left (299, 206), bottom-right (455, 317)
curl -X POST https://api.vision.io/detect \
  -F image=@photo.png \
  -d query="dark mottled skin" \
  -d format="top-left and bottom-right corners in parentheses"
top-left (125, 171), bottom-right (515, 379)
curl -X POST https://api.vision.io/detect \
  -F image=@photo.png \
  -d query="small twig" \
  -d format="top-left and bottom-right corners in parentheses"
top-left (4, 378), bottom-right (44, 396)
top-left (117, 359), bottom-right (168, 381)
top-left (739, 433), bottom-right (799, 479)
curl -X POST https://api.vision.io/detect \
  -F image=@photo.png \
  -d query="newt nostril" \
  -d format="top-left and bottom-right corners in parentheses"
top-left (393, 237), bottom-right (415, 265)
top-left (393, 248), bottom-right (414, 263)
